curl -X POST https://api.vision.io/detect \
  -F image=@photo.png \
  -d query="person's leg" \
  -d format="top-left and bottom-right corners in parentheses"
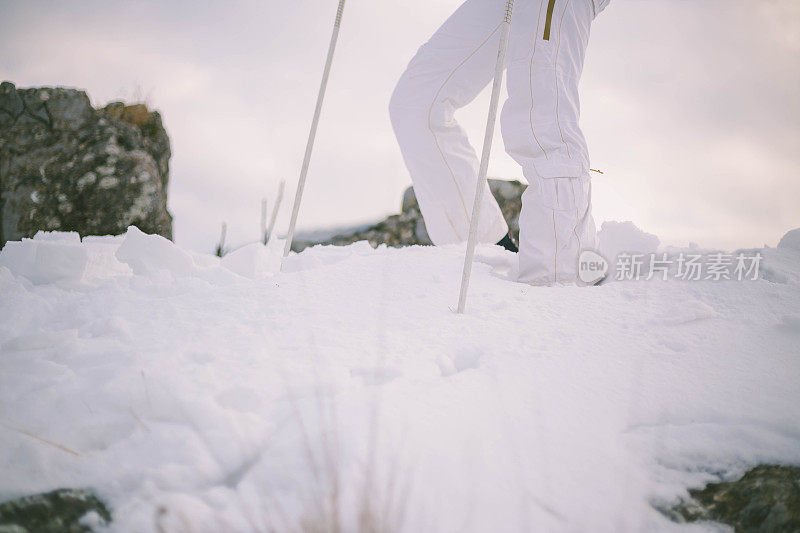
top-left (501, 0), bottom-right (598, 283)
top-left (389, 0), bottom-right (509, 246)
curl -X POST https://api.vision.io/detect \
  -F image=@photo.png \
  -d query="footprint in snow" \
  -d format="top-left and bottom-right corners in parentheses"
top-left (657, 338), bottom-right (688, 352)
top-left (438, 349), bottom-right (482, 377)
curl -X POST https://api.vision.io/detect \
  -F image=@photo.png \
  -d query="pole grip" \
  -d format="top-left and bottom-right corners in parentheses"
top-left (335, 0), bottom-right (346, 27)
top-left (504, 0), bottom-right (514, 23)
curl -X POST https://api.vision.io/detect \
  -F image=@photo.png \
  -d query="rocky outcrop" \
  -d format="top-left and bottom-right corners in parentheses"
top-left (663, 464), bottom-right (800, 532)
top-left (0, 82), bottom-right (172, 248)
top-left (0, 488), bottom-right (111, 532)
top-left (292, 179), bottom-right (526, 252)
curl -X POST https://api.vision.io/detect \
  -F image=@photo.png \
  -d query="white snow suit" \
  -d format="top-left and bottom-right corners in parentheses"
top-left (390, 0), bottom-right (610, 284)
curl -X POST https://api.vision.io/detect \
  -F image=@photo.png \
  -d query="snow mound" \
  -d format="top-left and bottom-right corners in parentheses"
top-left (598, 220), bottom-right (660, 260)
top-left (281, 239), bottom-right (376, 273)
top-left (778, 228), bottom-right (800, 251)
top-left (32, 230), bottom-right (82, 243)
top-left (220, 241), bottom-right (283, 279)
top-left (112, 227), bottom-right (283, 285)
top-left (0, 231), bottom-right (88, 285)
top-left (115, 226), bottom-right (198, 278)
top-left (0, 227), bottom-right (283, 287)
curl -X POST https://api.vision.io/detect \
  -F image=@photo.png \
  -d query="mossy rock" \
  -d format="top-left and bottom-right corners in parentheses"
top-left (0, 489), bottom-right (111, 532)
top-left (0, 81), bottom-right (173, 247)
top-left (664, 464), bottom-right (800, 533)
top-left (293, 179), bottom-right (526, 252)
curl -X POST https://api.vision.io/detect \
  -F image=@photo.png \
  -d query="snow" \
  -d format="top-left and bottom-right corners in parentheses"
top-left (0, 232), bottom-right (89, 285)
top-left (1, 225), bottom-right (799, 532)
top-left (220, 242), bottom-right (282, 280)
top-left (598, 220), bottom-right (660, 261)
top-left (115, 226), bottom-right (197, 278)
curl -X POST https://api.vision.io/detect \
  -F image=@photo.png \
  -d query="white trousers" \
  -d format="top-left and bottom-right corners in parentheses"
top-left (390, 0), bottom-right (609, 284)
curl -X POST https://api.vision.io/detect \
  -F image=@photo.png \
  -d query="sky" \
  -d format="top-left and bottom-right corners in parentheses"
top-left (1, 0), bottom-right (798, 253)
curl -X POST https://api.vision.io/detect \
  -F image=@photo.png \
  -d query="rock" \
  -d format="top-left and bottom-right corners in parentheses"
top-left (0, 81), bottom-right (172, 248)
top-left (663, 464), bottom-right (800, 532)
top-left (0, 488), bottom-right (111, 532)
top-left (293, 179), bottom-right (527, 252)
top-left (401, 186), bottom-right (419, 214)
top-left (778, 228), bottom-right (800, 252)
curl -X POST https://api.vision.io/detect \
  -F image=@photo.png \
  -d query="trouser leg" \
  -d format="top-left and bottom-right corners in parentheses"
top-left (389, 0), bottom-right (509, 246)
top-left (501, 0), bottom-right (598, 283)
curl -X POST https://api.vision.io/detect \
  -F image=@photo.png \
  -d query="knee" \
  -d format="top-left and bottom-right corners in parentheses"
top-left (389, 74), bottom-right (431, 135)
top-left (389, 73), bottom-right (419, 126)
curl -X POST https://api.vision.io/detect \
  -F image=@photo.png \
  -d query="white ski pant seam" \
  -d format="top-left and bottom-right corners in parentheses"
top-left (427, 22), bottom-right (504, 233)
top-left (552, 208), bottom-right (558, 282)
top-left (570, 179), bottom-right (582, 254)
top-left (554, 0), bottom-right (572, 160)
top-left (528, 0), bottom-right (548, 160)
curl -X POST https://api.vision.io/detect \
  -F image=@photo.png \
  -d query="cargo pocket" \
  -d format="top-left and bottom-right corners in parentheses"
top-left (534, 176), bottom-right (585, 212)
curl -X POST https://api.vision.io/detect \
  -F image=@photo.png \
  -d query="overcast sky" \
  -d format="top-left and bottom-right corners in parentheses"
top-left (1, 0), bottom-right (798, 252)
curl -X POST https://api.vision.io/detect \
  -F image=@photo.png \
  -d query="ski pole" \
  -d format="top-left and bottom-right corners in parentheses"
top-left (456, 0), bottom-right (514, 314)
top-left (265, 180), bottom-right (285, 244)
top-left (282, 0), bottom-right (347, 263)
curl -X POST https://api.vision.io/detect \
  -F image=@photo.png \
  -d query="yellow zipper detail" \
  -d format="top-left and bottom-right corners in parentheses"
top-left (543, 0), bottom-right (556, 40)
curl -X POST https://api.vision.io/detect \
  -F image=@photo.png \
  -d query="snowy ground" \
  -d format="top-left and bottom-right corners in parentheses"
top-left (1, 226), bottom-right (799, 532)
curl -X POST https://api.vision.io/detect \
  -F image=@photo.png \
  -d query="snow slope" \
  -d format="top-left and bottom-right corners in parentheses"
top-left (1, 227), bottom-right (799, 532)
